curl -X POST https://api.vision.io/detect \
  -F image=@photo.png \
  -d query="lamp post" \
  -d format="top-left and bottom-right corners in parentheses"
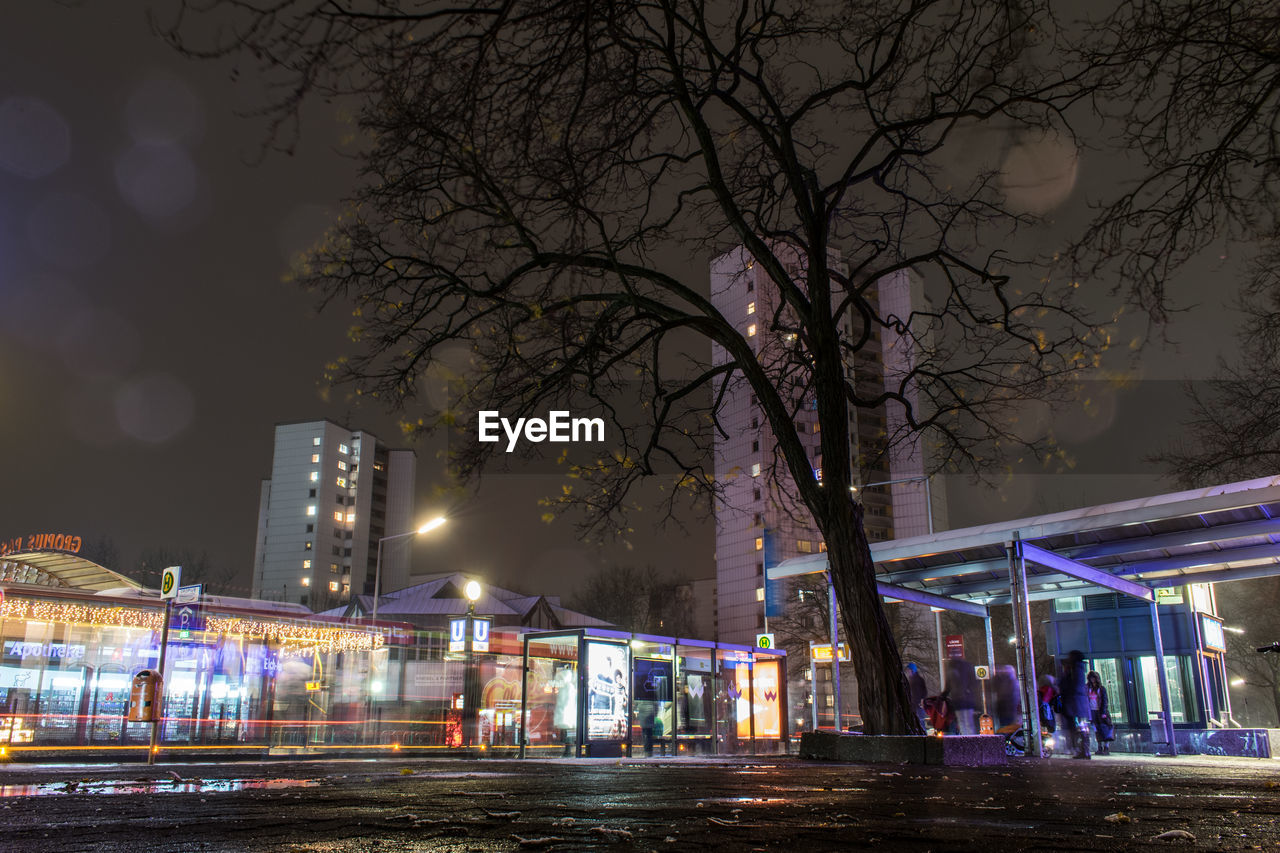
top-left (371, 516), bottom-right (446, 622)
top-left (463, 579), bottom-right (483, 750)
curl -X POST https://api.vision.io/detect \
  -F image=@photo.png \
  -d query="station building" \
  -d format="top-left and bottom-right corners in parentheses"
top-left (0, 549), bottom-right (786, 759)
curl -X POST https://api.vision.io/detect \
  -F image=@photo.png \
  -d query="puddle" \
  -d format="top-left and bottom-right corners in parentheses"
top-left (705, 797), bottom-right (788, 804)
top-left (1114, 791), bottom-right (1176, 797)
top-left (0, 778), bottom-right (323, 797)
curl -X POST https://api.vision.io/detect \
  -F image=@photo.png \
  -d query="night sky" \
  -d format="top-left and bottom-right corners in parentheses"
top-left (0, 3), bottom-right (1250, 601)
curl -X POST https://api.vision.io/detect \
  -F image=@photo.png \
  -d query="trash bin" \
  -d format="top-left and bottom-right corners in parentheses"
top-left (1148, 710), bottom-right (1168, 745)
top-left (128, 670), bottom-right (162, 723)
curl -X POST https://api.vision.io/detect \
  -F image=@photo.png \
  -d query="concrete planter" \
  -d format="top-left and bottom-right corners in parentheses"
top-left (799, 730), bottom-right (1007, 766)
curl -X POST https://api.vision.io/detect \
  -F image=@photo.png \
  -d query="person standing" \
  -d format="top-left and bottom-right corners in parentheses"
top-left (906, 663), bottom-right (928, 731)
top-left (1087, 671), bottom-right (1113, 755)
top-left (1058, 650), bottom-right (1091, 759)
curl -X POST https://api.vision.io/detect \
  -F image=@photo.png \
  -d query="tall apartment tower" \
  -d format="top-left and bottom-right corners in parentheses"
top-left (252, 420), bottom-right (416, 610)
top-left (709, 246), bottom-right (944, 645)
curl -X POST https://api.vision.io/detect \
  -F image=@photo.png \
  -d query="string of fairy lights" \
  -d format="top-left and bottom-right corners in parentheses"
top-left (0, 596), bottom-right (383, 653)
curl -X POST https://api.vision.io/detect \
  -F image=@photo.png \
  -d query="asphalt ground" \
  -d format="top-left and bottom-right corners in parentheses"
top-left (0, 754), bottom-right (1277, 852)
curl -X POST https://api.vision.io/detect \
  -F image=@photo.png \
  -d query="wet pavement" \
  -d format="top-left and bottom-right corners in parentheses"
top-left (0, 754), bottom-right (1276, 851)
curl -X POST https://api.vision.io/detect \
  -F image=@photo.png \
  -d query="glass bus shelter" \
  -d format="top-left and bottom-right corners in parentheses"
top-left (519, 629), bottom-right (787, 758)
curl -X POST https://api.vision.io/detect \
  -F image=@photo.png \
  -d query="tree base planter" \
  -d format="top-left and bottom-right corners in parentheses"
top-left (799, 731), bottom-right (1007, 766)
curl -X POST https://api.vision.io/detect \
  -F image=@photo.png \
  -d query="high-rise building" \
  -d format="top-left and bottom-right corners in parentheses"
top-left (252, 420), bottom-right (416, 610)
top-left (709, 246), bottom-right (945, 645)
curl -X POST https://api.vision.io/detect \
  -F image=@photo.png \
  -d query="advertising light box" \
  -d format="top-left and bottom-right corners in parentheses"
top-left (585, 641), bottom-right (629, 740)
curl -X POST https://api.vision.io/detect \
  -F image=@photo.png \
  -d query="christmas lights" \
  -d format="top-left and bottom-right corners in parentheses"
top-left (0, 597), bottom-right (382, 653)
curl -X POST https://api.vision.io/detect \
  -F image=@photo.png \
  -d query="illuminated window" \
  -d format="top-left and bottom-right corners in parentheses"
top-left (747, 301), bottom-right (756, 315)
top-left (330, 563), bottom-right (339, 572)
top-left (345, 512), bottom-right (356, 523)
top-left (329, 581), bottom-right (340, 592)
top-left (756, 587), bottom-right (765, 602)
top-left (751, 463), bottom-right (761, 477)
top-left (754, 537), bottom-right (763, 551)
top-left (302, 560), bottom-right (311, 569)
top-left (333, 511), bottom-right (344, 522)
top-left (306, 505), bottom-right (317, 516)
top-left (818, 542), bottom-right (827, 553)
top-left (338, 443), bottom-right (349, 455)
top-left (1055, 596), bottom-right (1084, 613)
top-left (300, 577), bottom-right (311, 587)
top-left (337, 460), bottom-right (347, 471)
top-left (797, 540), bottom-right (813, 553)
top-left (337, 477), bottom-right (347, 488)
top-left (311, 453), bottom-right (320, 464)
top-left (309, 471), bottom-right (319, 482)
top-left (747, 324), bottom-right (757, 337)
top-left (304, 542), bottom-right (312, 551)
top-left (312, 437), bottom-right (321, 446)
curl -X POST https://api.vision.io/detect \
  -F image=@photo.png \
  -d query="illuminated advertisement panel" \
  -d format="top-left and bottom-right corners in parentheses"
top-left (752, 658), bottom-right (781, 737)
top-left (585, 641), bottom-right (629, 740)
top-left (1201, 615), bottom-right (1226, 652)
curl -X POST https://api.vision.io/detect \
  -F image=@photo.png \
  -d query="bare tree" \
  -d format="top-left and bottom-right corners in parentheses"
top-left (163, 0), bottom-right (1126, 733)
top-left (569, 563), bottom-right (697, 636)
top-left (1081, 0), bottom-right (1280, 321)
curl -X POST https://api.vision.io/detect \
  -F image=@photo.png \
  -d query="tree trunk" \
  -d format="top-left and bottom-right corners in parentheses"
top-left (821, 497), bottom-right (923, 735)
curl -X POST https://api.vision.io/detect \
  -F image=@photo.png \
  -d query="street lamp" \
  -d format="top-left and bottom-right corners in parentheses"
top-left (463, 579), bottom-right (483, 749)
top-left (371, 516), bottom-right (446, 622)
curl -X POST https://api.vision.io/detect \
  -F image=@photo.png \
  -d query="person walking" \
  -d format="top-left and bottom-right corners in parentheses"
top-left (906, 663), bottom-right (928, 731)
top-left (1087, 671), bottom-right (1113, 755)
top-left (1058, 650), bottom-right (1091, 759)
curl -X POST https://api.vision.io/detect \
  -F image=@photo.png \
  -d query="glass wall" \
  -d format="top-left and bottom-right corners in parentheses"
top-left (630, 638), bottom-right (674, 757)
top-left (1138, 654), bottom-right (1197, 725)
top-left (676, 642), bottom-right (714, 753)
top-left (521, 634), bottom-right (578, 755)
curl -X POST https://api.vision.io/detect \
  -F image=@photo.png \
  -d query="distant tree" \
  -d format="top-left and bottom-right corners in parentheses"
top-left (78, 535), bottom-right (120, 571)
top-left (134, 548), bottom-right (240, 596)
top-left (570, 564), bottom-right (697, 637)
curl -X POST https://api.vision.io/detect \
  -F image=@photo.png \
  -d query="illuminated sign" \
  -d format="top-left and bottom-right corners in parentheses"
top-left (4, 641), bottom-right (86, 660)
top-left (0, 533), bottom-right (83, 557)
top-left (473, 618), bottom-right (490, 653)
top-left (305, 681), bottom-right (323, 692)
top-left (810, 642), bottom-right (850, 662)
top-left (1155, 586), bottom-right (1184, 605)
top-left (1201, 615), bottom-right (1226, 653)
top-left (448, 617), bottom-right (491, 653)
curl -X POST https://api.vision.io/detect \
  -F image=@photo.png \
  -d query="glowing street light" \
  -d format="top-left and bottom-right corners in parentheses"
top-left (372, 516), bottom-right (447, 621)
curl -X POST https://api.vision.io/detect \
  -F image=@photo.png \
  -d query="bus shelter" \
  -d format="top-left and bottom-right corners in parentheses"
top-left (769, 475), bottom-right (1280, 757)
top-left (518, 629), bottom-right (787, 758)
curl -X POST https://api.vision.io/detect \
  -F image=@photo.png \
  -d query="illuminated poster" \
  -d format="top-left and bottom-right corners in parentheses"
top-left (586, 641), bottom-right (629, 739)
top-left (752, 658), bottom-right (781, 737)
top-left (634, 658), bottom-right (672, 702)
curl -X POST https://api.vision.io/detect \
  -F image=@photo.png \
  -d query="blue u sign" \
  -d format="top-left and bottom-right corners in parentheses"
top-left (473, 619), bottom-right (490, 644)
top-left (449, 618), bottom-right (466, 644)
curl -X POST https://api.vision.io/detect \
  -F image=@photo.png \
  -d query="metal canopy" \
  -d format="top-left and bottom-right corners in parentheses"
top-left (766, 475), bottom-right (1280, 756)
top-left (0, 550), bottom-right (142, 592)
top-left (768, 474), bottom-right (1280, 606)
